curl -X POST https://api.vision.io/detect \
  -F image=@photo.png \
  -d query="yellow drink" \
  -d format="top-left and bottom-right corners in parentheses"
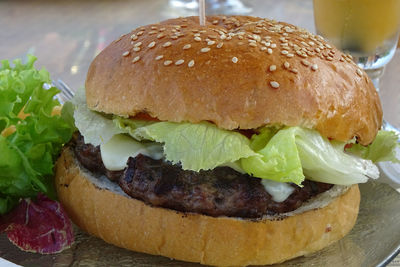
top-left (313, 0), bottom-right (400, 54)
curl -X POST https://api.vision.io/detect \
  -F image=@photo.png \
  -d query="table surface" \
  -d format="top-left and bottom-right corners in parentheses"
top-left (1, 0), bottom-right (399, 266)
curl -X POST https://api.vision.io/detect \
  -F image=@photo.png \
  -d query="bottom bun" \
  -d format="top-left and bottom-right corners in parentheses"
top-left (55, 147), bottom-right (360, 266)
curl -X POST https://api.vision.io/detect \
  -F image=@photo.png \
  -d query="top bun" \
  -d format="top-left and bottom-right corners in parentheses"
top-left (85, 16), bottom-right (382, 145)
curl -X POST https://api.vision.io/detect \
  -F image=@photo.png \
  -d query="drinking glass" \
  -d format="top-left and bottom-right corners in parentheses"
top-left (313, 0), bottom-right (400, 90)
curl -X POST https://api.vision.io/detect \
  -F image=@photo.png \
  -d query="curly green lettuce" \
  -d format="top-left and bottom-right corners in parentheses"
top-left (0, 55), bottom-right (74, 214)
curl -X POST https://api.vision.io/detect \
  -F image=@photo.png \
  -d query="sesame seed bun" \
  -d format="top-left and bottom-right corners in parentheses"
top-left (55, 147), bottom-right (360, 266)
top-left (85, 15), bottom-right (382, 145)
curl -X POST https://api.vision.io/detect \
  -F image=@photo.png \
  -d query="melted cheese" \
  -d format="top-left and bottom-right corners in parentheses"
top-left (100, 134), bottom-right (163, 171)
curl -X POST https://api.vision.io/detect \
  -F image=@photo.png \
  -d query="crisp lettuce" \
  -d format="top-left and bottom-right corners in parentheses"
top-left (0, 55), bottom-right (74, 214)
top-left (73, 88), bottom-right (124, 146)
top-left (242, 127), bottom-right (380, 185)
top-left (347, 130), bottom-right (399, 163)
top-left (117, 119), bottom-right (258, 171)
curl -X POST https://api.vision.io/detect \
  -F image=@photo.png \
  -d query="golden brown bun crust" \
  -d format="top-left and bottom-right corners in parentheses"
top-left (55, 147), bottom-right (360, 266)
top-left (86, 16), bottom-right (381, 145)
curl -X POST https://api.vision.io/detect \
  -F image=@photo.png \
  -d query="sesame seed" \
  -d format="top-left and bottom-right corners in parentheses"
top-left (217, 43), bottom-right (224, 48)
top-left (290, 68), bottom-right (298, 74)
top-left (131, 36), bottom-right (138, 41)
top-left (155, 55), bottom-right (164, 61)
top-left (163, 41), bottom-right (172, 47)
top-left (339, 58), bottom-right (345, 62)
top-left (132, 56), bottom-right (140, 63)
top-left (157, 33), bottom-right (165, 39)
top-left (183, 44), bottom-right (191, 50)
top-left (148, 31), bottom-right (157, 35)
top-left (301, 41), bottom-right (309, 47)
top-left (301, 60), bottom-right (310, 66)
top-left (137, 31), bottom-right (144, 36)
top-left (122, 51), bottom-right (130, 57)
top-left (271, 43), bottom-right (277, 48)
top-left (133, 47), bottom-right (141, 52)
top-left (201, 47), bottom-right (211, 53)
top-left (188, 60), bottom-right (195, 68)
top-left (281, 50), bottom-right (289, 55)
top-left (208, 35), bottom-right (217, 39)
top-left (220, 34), bottom-right (226, 40)
top-left (249, 42), bottom-right (257, 47)
top-left (283, 61), bottom-right (290, 69)
top-left (267, 48), bottom-right (273, 54)
top-left (175, 59), bottom-right (184, 65)
top-left (248, 39), bottom-right (257, 43)
top-left (164, 60), bottom-right (173, 66)
top-left (261, 47), bottom-right (267, 51)
top-left (325, 44), bottom-right (332, 48)
top-left (238, 35), bottom-right (244, 40)
top-left (269, 65), bottom-right (277, 71)
top-left (171, 36), bottom-right (178, 40)
top-left (148, 41), bottom-right (156, 48)
top-left (287, 53), bottom-right (294, 58)
top-left (194, 36), bottom-right (201, 42)
top-left (151, 26), bottom-right (157, 30)
top-left (134, 42), bottom-right (142, 47)
top-left (159, 28), bottom-right (166, 32)
top-left (194, 33), bottom-right (201, 37)
top-left (270, 81), bottom-right (280, 88)
top-left (311, 64), bottom-right (318, 71)
top-left (232, 57), bottom-right (238, 63)
top-left (326, 56), bottom-right (333, 61)
top-left (212, 20), bottom-right (219, 25)
top-left (356, 68), bottom-right (363, 76)
top-left (315, 47), bottom-right (321, 53)
top-left (207, 40), bottom-right (215, 46)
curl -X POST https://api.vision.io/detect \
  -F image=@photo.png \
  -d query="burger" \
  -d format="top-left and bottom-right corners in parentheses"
top-left (54, 16), bottom-right (396, 266)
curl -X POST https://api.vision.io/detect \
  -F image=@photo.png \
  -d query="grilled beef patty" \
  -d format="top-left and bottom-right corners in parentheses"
top-left (72, 133), bottom-right (333, 218)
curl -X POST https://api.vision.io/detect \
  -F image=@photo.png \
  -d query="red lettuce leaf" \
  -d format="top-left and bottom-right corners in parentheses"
top-left (0, 193), bottom-right (74, 254)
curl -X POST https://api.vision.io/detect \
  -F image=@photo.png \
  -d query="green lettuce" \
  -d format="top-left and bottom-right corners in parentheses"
top-left (0, 55), bottom-right (74, 214)
top-left (347, 130), bottom-right (399, 163)
top-left (116, 118), bottom-right (258, 171)
top-left (72, 87), bottom-right (125, 146)
top-left (241, 127), bottom-right (380, 185)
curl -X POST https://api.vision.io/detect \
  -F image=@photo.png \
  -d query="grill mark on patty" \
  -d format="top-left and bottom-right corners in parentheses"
top-left (72, 133), bottom-right (333, 218)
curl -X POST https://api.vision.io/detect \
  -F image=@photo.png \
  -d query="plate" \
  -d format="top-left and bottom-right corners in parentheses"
top-left (0, 181), bottom-right (399, 267)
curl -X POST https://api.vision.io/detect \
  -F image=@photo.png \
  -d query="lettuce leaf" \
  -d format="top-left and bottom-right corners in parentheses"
top-left (73, 87), bottom-right (124, 146)
top-left (347, 130), bottom-right (399, 163)
top-left (118, 120), bottom-right (258, 171)
top-left (241, 127), bottom-right (379, 185)
top-left (0, 55), bottom-right (74, 214)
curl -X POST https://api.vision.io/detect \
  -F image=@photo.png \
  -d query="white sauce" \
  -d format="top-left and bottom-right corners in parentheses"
top-left (261, 179), bottom-right (295, 202)
top-left (100, 134), bottom-right (294, 202)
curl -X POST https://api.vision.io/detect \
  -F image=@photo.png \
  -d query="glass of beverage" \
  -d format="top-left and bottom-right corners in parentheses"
top-left (313, 0), bottom-right (400, 87)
